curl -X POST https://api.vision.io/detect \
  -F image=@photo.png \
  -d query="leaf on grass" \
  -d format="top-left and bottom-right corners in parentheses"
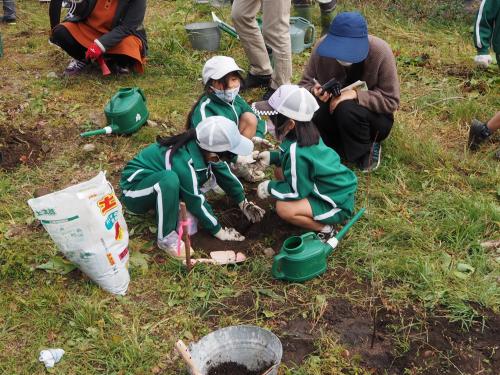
top-left (252, 288), bottom-right (284, 302)
top-left (262, 310), bottom-right (275, 318)
top-left (128, 251), bottom-right (150, 273)
top-left (456, 263), bottom-right (475, 273)
top-left (37, 256), bottom-right (77, 275)
top-left (440, 252), bottom-right (452, 272)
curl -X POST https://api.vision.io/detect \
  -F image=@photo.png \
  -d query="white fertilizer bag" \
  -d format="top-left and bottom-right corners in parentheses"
top-left (28, 172), bottom-right (130, 295)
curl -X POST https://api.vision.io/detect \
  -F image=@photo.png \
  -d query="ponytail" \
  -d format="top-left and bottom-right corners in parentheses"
top-left (157, 128), bottom-right (197, 163)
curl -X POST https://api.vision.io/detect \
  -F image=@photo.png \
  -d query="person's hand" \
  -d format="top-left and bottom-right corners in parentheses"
top-left (474, 54), bottom-right (492, 68)
top-left (235, 154), bottom-right (255, 164)
top-left (329, 89), bottom-right (357, 113)
top-left (252, 136), bottom-right (273, 148)
top-left (214, 227), bottom-right (245, 241)
top-left (311, 82), bottom-right (332, 103)
top-left (257, 180), bottom-right (270, 199)
top-left (254, 150), bottom-right (271, 168)
top-left (85, 41), bottom-right (104, 61)
top-left (239, 199), bottom-right (265, 223)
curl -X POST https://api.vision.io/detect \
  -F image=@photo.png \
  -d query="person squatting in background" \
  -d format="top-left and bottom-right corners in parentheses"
top-left (1, 0), bottom-right (16, 24)
top-left (49, 0), bottom-right (147, 76)
top-left (188, 56), bottom-right (271, 183)
top-left (252, 85), bottom-right (358, 240)
top-left (292, 0), bottom-right (337, 35)
top-left (472, 0), bottom-right (499, 68)
top-left (231, 0), bottom-right (292, 99)
top-left (120, 116), bottom-right (266, 258)
top-left (299, 11), bottom-right (400, 172)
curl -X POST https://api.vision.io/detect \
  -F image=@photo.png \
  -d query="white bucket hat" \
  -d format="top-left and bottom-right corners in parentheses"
top-left (252, 84), bottom-right (320, 122)
top-left (202, 56), bottom-right (244, 85)
top-left (196, 116), bottom-right (253, 156)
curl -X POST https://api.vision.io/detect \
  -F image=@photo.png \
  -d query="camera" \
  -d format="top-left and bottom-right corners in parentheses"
top-left (320, 78), bottom-right (342, 97)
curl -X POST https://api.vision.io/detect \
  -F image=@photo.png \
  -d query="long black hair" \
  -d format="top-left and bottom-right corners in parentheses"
top-left (272, 113), bottom-right (320, 147)
top-left (157, 129), bottom-right (197, 164)
top-left (185, 71), bottom-right (244, 130)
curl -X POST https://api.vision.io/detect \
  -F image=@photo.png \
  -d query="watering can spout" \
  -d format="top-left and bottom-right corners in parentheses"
top-left (325, 207), bottom-right (366, 256)
top-left (80, 125), bottom-right (116, 137)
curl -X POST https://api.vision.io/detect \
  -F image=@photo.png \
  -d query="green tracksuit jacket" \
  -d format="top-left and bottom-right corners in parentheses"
top-left (474, 0), bottom-right (500, 58)
top-left (267, 138), bottom-right (358, 224)
top-left (120, 141), bottom-right (245, 237)
top-left (191, 93), bottom-right (267, 138)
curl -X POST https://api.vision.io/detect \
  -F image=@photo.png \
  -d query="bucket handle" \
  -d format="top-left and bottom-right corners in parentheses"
top-left (271, 253), bottom-right (286, 280)
top-left (303, 23), bottom-right (315, 49)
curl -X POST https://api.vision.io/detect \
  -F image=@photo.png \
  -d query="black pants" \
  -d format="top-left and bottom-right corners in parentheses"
top-left (313, 99), bottom-right (394, 163)
top-left (50, 24), bottom-right (135, 67)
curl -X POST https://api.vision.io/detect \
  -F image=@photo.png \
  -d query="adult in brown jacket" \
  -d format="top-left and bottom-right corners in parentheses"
top-left (299, 12), bottom-right (400, 172)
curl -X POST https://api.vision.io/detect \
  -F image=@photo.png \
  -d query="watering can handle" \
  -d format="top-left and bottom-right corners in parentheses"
top-left (303, 23), bottom-right (315, 49)
top-left (137, 88), bottom-right (147, 103)
top-left (271, 253), bottom-right (286, 280)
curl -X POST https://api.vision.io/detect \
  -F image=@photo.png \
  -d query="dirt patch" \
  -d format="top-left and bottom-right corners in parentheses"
top-left (207, 361), bottom-right (273, 375)
top-left (0, 127), bottom-right (43, 170)
top-left (190, 193), bottom-right (300, 258)
top-left (280, 318), bottom-right (317, 366)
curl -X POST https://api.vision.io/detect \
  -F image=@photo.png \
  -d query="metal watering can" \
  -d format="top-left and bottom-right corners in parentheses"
top-left (81, 87), bottom-right (149, 137)
top-left (289, 17), bottom-right (315, 54)
top-left (272, 208), bottom-right (365, 282)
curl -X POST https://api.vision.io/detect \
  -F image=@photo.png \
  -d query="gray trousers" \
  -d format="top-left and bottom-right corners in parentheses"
top-left (3, 0), bottom-right (16, 18)
top-left (232, 0), bottom-right (292, 89)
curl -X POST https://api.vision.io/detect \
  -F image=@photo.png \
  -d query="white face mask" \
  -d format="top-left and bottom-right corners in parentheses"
top-left (211, 86), bottom-right (240, 103)
top-left (337, 59), bottom-right (353, 67)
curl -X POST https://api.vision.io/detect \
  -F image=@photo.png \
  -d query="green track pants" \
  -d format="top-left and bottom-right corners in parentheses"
top-left (121, 170), bottom-right (180, 240)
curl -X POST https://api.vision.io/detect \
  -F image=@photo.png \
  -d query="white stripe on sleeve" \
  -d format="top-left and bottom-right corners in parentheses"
top-left (188, 160), bottom-right (218, 226)
top-left (270, 142), bottom-right (299, 199)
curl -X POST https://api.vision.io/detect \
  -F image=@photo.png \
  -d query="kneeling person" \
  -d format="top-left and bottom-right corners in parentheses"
top-left (253, 85), bottom-right (357, 239)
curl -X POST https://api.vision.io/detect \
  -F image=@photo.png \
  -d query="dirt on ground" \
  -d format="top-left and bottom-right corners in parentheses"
top-left (207, 361), bottom-right (273, 375)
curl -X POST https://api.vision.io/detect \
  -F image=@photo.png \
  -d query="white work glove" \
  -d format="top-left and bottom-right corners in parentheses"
top-left (214, 227), bottom-right (245, 241)
top-left (235, 154), bottom-right (256, 165)
top-left (252, 136), bottom-right (273, 149)
top-left (238, 199), bottom-right (265, 223)
top-left (257, 180), bottom-right (271, 199)
top-left (254, 150), bottom-right (271, 168)
top-left (474, 54), bottom-right (492, 68)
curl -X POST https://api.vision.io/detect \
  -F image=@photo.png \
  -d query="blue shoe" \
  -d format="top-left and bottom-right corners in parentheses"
top-left (358, 142), bottom-right (382, 172)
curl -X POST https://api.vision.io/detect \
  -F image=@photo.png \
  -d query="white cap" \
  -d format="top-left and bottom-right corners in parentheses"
top-left (252, 84), bottom-right (320, 122)
top-left (202, 56), bottom-right (244, 85)
top-left (196, 116), bottom-right (253, 156)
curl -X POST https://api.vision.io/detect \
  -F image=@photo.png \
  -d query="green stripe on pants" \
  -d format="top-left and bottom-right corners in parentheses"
top-left (121, 170), bottom-right (180, 239)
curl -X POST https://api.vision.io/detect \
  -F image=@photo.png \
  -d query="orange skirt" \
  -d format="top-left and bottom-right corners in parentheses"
top-left (62, 21), bottom-right (145, 73)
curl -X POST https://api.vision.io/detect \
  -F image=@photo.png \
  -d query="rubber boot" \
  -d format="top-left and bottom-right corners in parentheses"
top-left (293, 0), bottom-right (313, 23)
top-left (319, 0), bottom-right (336, 35)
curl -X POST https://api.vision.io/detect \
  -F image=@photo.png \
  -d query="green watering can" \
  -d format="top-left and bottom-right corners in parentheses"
top-left (81, 87), bottom-right (149, 137)
top-left (272, 208), bottom-right (366, 282)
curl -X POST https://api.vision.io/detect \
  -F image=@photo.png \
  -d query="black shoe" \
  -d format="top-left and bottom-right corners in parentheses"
top-left (262, 87), bottom-right (276, 100)
top-left (468, 119), bottom-right (491, 151)
top-left (244, 73), bottom-right (271, 90)
top-left (358, 142), bottom-right (382, 172)
top-left (2, 16), bottom-right (16, 24)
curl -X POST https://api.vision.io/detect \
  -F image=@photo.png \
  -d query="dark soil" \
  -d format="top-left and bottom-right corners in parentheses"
top-left (207, 361), bottom-right (273, 375)
top-left (0, 126), bottom-right (43, 170)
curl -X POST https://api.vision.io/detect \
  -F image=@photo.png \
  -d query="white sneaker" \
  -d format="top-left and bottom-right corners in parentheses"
top-left (157, 231), bottom-right (194, 259)
top-left (474, 54), bottom-right (492, 68)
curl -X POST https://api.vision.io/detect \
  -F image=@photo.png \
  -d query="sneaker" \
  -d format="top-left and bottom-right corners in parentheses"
top-left (63, 58), bottom-right (87, 77)
top-left (318, 227), bottom-right (338, 243)
top-left (157, 230), bottom-right (195, 259)
top-left (468, 119), bottom-right (491, 150)
top-left (262, 87), bottom-right (276, 101)
top-left (358, 142), bottom-right (382, 172)
top-left (474, 54), bottom-right (492, 69)
top-left (1, 16), bottom-right (16, 24)
top-left (231, 162), bottom-right (265, 182)
top-left (243, 73), bottom-right (271, 90)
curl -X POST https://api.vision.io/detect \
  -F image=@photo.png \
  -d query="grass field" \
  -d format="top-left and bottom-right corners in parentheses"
top-left (0, 0), bottom-right (499, 374)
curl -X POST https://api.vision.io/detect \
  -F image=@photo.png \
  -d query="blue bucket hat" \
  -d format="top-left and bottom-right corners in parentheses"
top-left (317, 11), bottom-right (369, 63)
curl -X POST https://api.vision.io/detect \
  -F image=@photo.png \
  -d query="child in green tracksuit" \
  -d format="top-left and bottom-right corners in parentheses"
top-left (188, 55), bottom-right (270, 182)
top-left (473, 0), bottom-right (500, 68)
top-left (120, 116), bottom-right (265, 258)
top-left (253, 85), bottom-right (357, 238)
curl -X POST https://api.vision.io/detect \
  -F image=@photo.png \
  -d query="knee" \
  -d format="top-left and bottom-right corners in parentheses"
top-left (276, 201), bottom-right (293, 221)
top-left (157, 171), bottom-right (179, 193)
top-left (50, 25), bottom-right (66, 45)
top-left (332, 100), bottom-right (361, 128)
top-left (231, 6), bottom-right (251, 26)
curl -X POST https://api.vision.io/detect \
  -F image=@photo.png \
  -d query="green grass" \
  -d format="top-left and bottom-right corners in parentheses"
top-left (0, 0), bottom-right (499, 373)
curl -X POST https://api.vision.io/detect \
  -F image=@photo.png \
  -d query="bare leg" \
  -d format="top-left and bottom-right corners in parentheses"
top-left (239, 112), bottom-right (258, 139)
top-left (276, 199), bottom-right (324, 231)
top-left (486, 111), bottom-right (500, 132)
